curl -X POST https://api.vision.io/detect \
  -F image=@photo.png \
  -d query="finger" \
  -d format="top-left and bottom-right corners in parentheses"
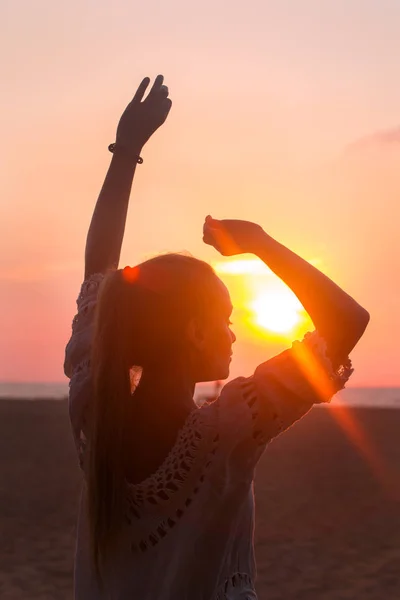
top-left (206, 216), bottom-right (221, 228)
top-left (162, 97), bottom-right (172, 116)
top-left (159, 84), bottom-right (169, 99)
top-left (132, 77), bottom-right (150, 103)
top-left (203, 216), bottom-right (213, 234)
top-left (146, 74), bottom-right (164, 101)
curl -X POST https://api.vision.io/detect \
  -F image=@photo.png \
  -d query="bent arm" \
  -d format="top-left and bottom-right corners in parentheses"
top-left (84, 148), bottom-right (142, 279)
top-left (253, 232), bottom-right (370, 368)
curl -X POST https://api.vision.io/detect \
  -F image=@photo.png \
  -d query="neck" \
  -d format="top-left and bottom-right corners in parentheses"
top-left (135, 364), bottom-right (196, 417)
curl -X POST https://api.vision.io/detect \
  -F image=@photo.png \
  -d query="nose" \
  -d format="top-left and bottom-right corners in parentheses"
top-left (230, 329), bottom-right (236, 344)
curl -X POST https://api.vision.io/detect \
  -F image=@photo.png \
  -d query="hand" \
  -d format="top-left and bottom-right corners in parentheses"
top-left (202, 216), bottom-right (265, 256)
top-left (115, 74), bottom-right (172, 152)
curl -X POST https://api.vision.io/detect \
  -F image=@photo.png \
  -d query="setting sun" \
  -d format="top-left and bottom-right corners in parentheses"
top-left (213, 258), bottom-right (308, 338)
top-left (250, 290), bottom-right (303, 334)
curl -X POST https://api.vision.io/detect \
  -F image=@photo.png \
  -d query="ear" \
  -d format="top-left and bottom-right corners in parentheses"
top-left (186, 317), bottom-right (206, 351)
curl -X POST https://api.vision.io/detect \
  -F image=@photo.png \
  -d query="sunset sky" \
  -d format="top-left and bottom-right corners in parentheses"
top-left (1, 0), bottom-right (399, 386)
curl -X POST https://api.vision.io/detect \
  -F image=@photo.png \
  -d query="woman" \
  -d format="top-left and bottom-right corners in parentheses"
top-left (64, 75), bottom-right (369, 600)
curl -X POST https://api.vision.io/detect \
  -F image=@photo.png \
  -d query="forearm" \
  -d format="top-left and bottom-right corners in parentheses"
top-left (253, 232), bottom-right (370, 367)
top-left (84, 148), bottom-right (142, 279)
top-left (82, 75), bottom-right (171, 278)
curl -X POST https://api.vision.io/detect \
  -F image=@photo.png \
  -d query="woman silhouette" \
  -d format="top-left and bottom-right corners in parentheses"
top-left (64, 75), bottom-right (369, 600)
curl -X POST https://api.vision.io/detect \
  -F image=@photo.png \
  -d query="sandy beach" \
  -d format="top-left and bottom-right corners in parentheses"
top-left (1, 398), bottom-right (400, 600)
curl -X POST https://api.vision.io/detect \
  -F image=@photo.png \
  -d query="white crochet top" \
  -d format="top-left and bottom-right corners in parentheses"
top-left (64, 273), bottom-right (353, 600)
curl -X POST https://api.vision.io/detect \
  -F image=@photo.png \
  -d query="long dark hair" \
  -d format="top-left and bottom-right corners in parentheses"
top-left (87, 253), bottom-right (218, 582)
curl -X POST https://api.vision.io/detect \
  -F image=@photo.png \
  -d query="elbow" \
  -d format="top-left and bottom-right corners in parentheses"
top-left (344, 306), bottom-right (370, 352)
top-left (356, 307), bottom-right (370, 337)
top-left (329, 307), bottom-right (370, 367)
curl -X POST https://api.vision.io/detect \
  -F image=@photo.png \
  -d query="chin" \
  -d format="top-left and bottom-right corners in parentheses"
top-left (218, 365), bottom-right (231, 381)
top-left (199, 364), bottom-right (230, 383)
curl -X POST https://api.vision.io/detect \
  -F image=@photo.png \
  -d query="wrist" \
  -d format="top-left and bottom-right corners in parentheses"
top-left (248, 227), bottom-right (270, 255)
top-left (109, 141), bottom-right (144, 165)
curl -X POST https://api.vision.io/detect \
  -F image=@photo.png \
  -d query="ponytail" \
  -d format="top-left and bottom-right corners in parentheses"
top-left (87, 271), bottom-right (133, 584)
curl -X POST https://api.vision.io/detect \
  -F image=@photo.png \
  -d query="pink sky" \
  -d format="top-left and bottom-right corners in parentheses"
top-left (1, 0), bottom-right (399, 386)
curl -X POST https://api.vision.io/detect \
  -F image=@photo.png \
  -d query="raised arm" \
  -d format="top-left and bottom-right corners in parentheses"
top-left (203, 217), bottom-right (369, 369)
top-left (84, 75), bottom-right (172, 279)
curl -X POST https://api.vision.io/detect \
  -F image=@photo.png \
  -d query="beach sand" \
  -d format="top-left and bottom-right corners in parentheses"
top-left (1, 399), bottom-right (400, 600)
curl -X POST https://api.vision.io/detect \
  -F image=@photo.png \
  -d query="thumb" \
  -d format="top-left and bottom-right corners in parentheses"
top-left (205, 215), bottom-right (222, 228)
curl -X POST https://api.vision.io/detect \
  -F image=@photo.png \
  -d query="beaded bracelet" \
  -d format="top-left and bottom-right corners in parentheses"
top-left (108, 143), bottom-right (143, 164)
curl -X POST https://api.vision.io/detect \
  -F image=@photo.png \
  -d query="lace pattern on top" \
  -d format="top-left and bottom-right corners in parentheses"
top-left (65, 273), bottom-right (108, 461)
top-left (234, 330), bottom-right (354, 448)
top-left (266, 330), bottom-right (355, 401)
top-left (241, 379), bottom-right (276, 447)
top-left (71, 272), bottom-right (107, 333)
top-left (214, 573), bottom-right (255, 600)
top-left (125, 406), bottom-right (220, 553)
top-left (77, 402), bottom-right (220, 554)
top-left (300, 331), bottom-right (354, 392)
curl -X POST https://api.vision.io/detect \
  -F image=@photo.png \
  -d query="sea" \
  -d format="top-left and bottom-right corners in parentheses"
top-left (0, 382), bottom-right (399, 408)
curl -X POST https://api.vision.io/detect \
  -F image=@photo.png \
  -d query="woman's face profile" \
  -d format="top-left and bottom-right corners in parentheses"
top-left (188, 278), bottom-right (236, 383)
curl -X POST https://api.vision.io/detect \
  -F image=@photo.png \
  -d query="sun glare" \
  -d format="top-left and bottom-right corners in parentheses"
top-left (213, 258), bottom-right (308, 337)
top-left (214, 259), bottom-right (271, 276)
top-left (251, 290), bottom-right (303, 334)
